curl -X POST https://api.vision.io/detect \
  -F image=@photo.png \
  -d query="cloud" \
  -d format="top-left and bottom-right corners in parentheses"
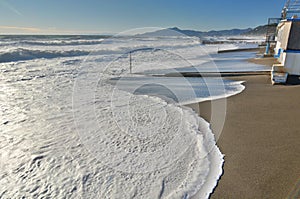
top-left (0, 0), bottom-right (22, 16)
top-left (0, 25), bottom-right (41, 33)
top-left (0, 25), bottom-right (106, 34)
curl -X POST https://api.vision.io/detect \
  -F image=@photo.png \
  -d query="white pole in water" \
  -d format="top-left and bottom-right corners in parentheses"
top-left (129, 51), bottom-right (132, 74)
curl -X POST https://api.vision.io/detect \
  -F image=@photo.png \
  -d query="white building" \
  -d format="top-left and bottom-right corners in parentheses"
top-left (275, 18), bottom-right (300, 75)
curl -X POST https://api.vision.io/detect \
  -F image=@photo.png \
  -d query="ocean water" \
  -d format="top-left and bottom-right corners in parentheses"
top-left (0, 35), bottom-right (265, 198)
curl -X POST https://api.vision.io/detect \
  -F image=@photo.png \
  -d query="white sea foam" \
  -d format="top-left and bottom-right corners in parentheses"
top-left (108, 76), bottom-right (245, 105)
top-left (0, 34), bottom-right (263, 198)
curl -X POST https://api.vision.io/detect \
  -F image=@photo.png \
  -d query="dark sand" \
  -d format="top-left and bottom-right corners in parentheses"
top-left (186, 65), bottom-right (300, 198)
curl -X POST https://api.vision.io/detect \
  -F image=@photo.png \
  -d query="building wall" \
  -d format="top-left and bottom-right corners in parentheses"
top-left (287, 21), bottom-right (300, 50)
top-left (275, 20), bottom-right (300, 75)
top-left (279, 21), bottom-right (292, 50)
top-left (283, 52), bottom-right (300, 75)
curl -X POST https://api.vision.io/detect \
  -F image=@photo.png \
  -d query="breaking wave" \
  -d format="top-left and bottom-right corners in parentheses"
top-left (0, 34), bottom-right (263, 198)
top-left (0, 48), bottom-right (90, 63)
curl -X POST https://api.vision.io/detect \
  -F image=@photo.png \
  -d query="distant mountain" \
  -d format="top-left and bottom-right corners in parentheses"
top-left (242, 24), bottom-right (276, 36)
top-left (137, 26), bottom-right (268, 37)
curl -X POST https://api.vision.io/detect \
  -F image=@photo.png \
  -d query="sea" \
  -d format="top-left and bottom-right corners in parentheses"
top-left (0, 34), bottom-right (269, 198)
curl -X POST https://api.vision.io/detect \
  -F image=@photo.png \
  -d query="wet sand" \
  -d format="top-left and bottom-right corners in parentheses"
top-left (247, 56), bottom-right (280, 66)
top-left (187, 70), bottom-right (300, 198)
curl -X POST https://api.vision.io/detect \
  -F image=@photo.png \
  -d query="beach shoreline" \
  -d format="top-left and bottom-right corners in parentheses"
top-left (186, 57), bottom-right (300, 198)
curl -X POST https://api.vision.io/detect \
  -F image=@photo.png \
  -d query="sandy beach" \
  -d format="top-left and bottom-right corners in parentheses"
top-left (187, 67), bottom-right (300, 198)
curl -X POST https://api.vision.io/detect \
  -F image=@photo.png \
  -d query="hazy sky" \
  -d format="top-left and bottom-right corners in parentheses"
top-left (0, 0), bottom-right (285, 34)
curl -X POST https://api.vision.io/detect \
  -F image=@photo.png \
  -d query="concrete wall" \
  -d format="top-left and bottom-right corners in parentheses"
top-left (283, 52), bottom-right (300, 75)
top-left (274, 20), bottom-right (300, 75)
top-left (287, 21), bottom-right (300, 50)
top-left (279, 21), bottom-right (292, 50)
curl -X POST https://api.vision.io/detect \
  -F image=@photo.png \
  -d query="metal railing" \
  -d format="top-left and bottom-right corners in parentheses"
top-left (283, 0), bottom-right (300, 19)
top-left (265, 18), bottom-right (281, 43)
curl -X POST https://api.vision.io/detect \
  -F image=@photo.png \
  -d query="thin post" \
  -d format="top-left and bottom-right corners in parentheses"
top-left (129, 51), bottom-right (132, 74)
top-left (265, 42), bottom-right (270, 55)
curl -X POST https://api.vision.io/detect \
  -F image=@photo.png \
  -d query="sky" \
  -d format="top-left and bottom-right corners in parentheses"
top-left (0, 0), bottom-right (286, 34)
